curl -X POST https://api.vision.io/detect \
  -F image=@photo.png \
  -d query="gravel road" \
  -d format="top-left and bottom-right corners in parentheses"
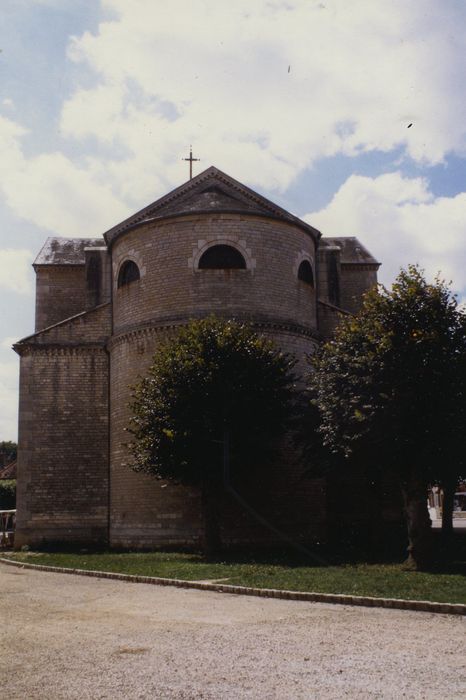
top-left (1, 563), bottom-right (465, 699)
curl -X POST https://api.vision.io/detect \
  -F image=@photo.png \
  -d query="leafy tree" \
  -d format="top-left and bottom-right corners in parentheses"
top-left (128, 317), bottom-right (296, 555)
top-left (0, 480), bottom-right (16, 509)
top-left (0, 441), bottom-right (17, 465)
top-left (308, 266), bottom-right (466, 570)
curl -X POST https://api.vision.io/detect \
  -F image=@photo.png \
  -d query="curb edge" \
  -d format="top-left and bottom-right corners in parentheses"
top-left (1, 556), bottom-right (464, 616)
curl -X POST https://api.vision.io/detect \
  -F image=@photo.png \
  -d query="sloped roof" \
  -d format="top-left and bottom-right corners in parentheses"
top-left (14, 303), bottom-right (111, 351)
top-left (103, 166), bottom-right (321, 246)
top-left (0, 460), bottom-right (16, 480)
top-left (320, 236), bottom-right (380, 266)
top-left (34, 237), bottom-right (105, 266)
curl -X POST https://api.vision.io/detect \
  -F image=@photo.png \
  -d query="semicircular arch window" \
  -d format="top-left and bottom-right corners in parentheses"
top-left (297, 260), bottom-right (314, 287)
top-left (118, 260), bottom-right (140, 288)
top-left (198, 245), bottom-right (246, 270)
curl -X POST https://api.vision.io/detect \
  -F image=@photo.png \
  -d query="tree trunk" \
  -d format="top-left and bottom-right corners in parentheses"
top-left (366, 476), bottom-right (384, 562)
top-left (201, 477), bottom-right (222, 559)
top-left (401, 474), bottom-right (432, 571)
top-left (441, 478), bottom-right (456, 563)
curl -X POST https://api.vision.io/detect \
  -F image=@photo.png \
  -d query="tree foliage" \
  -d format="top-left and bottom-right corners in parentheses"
top-left (129, 317), bottom-right (296, 484)
top-left (308, 266), bottom-right (466, 568)
top-left (0, 480), bottom-right (16, 509)
top-left (128, 317), bottom-right (296, 554)
top-left (0, 441), bottom-right (17, 464)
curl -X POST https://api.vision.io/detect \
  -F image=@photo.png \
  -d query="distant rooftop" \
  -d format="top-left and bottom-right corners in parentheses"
top-left (34, 237), bottom-right (105, 266)
top-left (320, 237), bottom-right (380, 266)
top-left (0, 460), bottom-right (16, 480)
top-left (32, 231), bottom-right (379, 269)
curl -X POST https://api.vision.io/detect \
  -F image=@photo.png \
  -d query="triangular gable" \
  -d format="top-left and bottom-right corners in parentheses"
top-left (103, 166), bottom-right (321, 246)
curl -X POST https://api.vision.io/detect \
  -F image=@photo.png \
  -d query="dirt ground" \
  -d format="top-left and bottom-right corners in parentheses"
top-left (1, 563), bottom-right (465, 699)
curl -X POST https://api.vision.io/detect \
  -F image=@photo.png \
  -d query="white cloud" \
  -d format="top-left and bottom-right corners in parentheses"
top-left (0, 249), bottom-right (34, 295)
top-left (304, 172), bottom-right (466, 293)
top-left (55, 0), bottom-right (466, 196)
top-left (1, 1), bottom-right (466, 238)
top-left (0, 115), bottom-right (129, 238)
top-left (2, 98), bottom-right (14, 109)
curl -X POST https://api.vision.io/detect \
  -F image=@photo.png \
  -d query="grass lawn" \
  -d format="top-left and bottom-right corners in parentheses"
top-left (5, 551), bottom-right (466, 604)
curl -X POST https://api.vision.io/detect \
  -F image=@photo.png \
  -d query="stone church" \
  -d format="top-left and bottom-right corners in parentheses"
top-left (14, 166), bottom-right (381, 550)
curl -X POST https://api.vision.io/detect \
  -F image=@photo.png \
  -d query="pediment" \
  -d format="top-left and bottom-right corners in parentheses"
top-left (104, 166), bottom-right (320, 245)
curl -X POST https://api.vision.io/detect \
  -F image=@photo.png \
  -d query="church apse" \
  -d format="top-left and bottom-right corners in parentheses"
top-left (14, 166), bottom-right (380, 550)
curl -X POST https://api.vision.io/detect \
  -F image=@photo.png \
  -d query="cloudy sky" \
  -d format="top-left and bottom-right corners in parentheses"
top-left (1, 0), bottom-right (466, 440)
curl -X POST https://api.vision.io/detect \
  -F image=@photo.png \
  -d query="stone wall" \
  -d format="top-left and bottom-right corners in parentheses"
top-left (339, 264), bottom-right (378, 314)
top-left (34, 266), bottom-right (88, 332)
top-left (317, 300), bottom-right (350, 340)
top-left (26, 303), bottom-right (111, 347)
top-left (317, 246), bottom-right (341, 308)
top-left (84, 248), bottom-right (112, 310)
top-left (111, 214), bottom-right (318, 334)
top-left (108, 325), bottom-right (201, 549)
top-left (106, 211), bottom-right (324, 548)
top-left (15, 346), bottom-right (109, 548)
top-left (108, 323), bottom-right (324, 550)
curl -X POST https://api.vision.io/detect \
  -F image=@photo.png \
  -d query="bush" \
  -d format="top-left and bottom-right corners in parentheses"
top-left (0, 480), bottom-right (16, 509)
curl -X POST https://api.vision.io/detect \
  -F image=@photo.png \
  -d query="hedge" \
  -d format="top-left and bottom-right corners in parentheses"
top-left (0, 480), bottom-right (16, 509)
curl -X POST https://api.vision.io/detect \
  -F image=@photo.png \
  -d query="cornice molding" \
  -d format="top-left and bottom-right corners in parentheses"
top-left (108, 315), bottom-right (320, 351)
top-left (341, 262), bottom-right (381, 271)
top-left (14, 343), bottom-right (107, 357)
top-left (112, 209), bottom-right (313, 241)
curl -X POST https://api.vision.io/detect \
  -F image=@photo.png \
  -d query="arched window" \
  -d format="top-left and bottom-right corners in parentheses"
top-left (298, 260), bottom-right (314, 287)
top-left (198, 245), bottom-right (246, 270)
top-left (118, 260), bottom-right (140, 288)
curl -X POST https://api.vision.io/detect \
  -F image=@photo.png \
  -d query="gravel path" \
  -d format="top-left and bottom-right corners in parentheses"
top-left (2, 563), bottom-right (465, 699)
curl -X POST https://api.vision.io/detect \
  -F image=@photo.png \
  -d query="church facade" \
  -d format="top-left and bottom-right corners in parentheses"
top-left (14, 167), bottom-right (380, 550)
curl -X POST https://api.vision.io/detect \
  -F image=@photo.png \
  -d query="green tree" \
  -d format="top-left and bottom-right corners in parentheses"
top-left (0, 480), bottom-right (16, 509)
top-left (308, 266), bottom-right (466, 570)
top-left (0, 441), bottom-right (17, 465)
top-left (128, 317), bottom-right (296, 555)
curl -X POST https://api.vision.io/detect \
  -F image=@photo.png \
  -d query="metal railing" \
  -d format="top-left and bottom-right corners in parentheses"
top-left (0, 509), bottom-right (16, 548)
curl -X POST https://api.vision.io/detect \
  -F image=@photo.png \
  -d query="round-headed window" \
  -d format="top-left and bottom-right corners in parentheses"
top-left (298, 260), bottom-right (314, 287)
top-left (118, 260), bottom-right (140, 288)
top-left (198, 245), bottom-right (246, 270)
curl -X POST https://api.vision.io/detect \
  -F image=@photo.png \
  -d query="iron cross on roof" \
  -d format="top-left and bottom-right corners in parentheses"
top-left (182, 145), bottom-right (200, 180)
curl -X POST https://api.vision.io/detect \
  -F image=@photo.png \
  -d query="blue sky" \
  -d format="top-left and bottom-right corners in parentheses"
top-left (1, 0), bottom-right (466, 439)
